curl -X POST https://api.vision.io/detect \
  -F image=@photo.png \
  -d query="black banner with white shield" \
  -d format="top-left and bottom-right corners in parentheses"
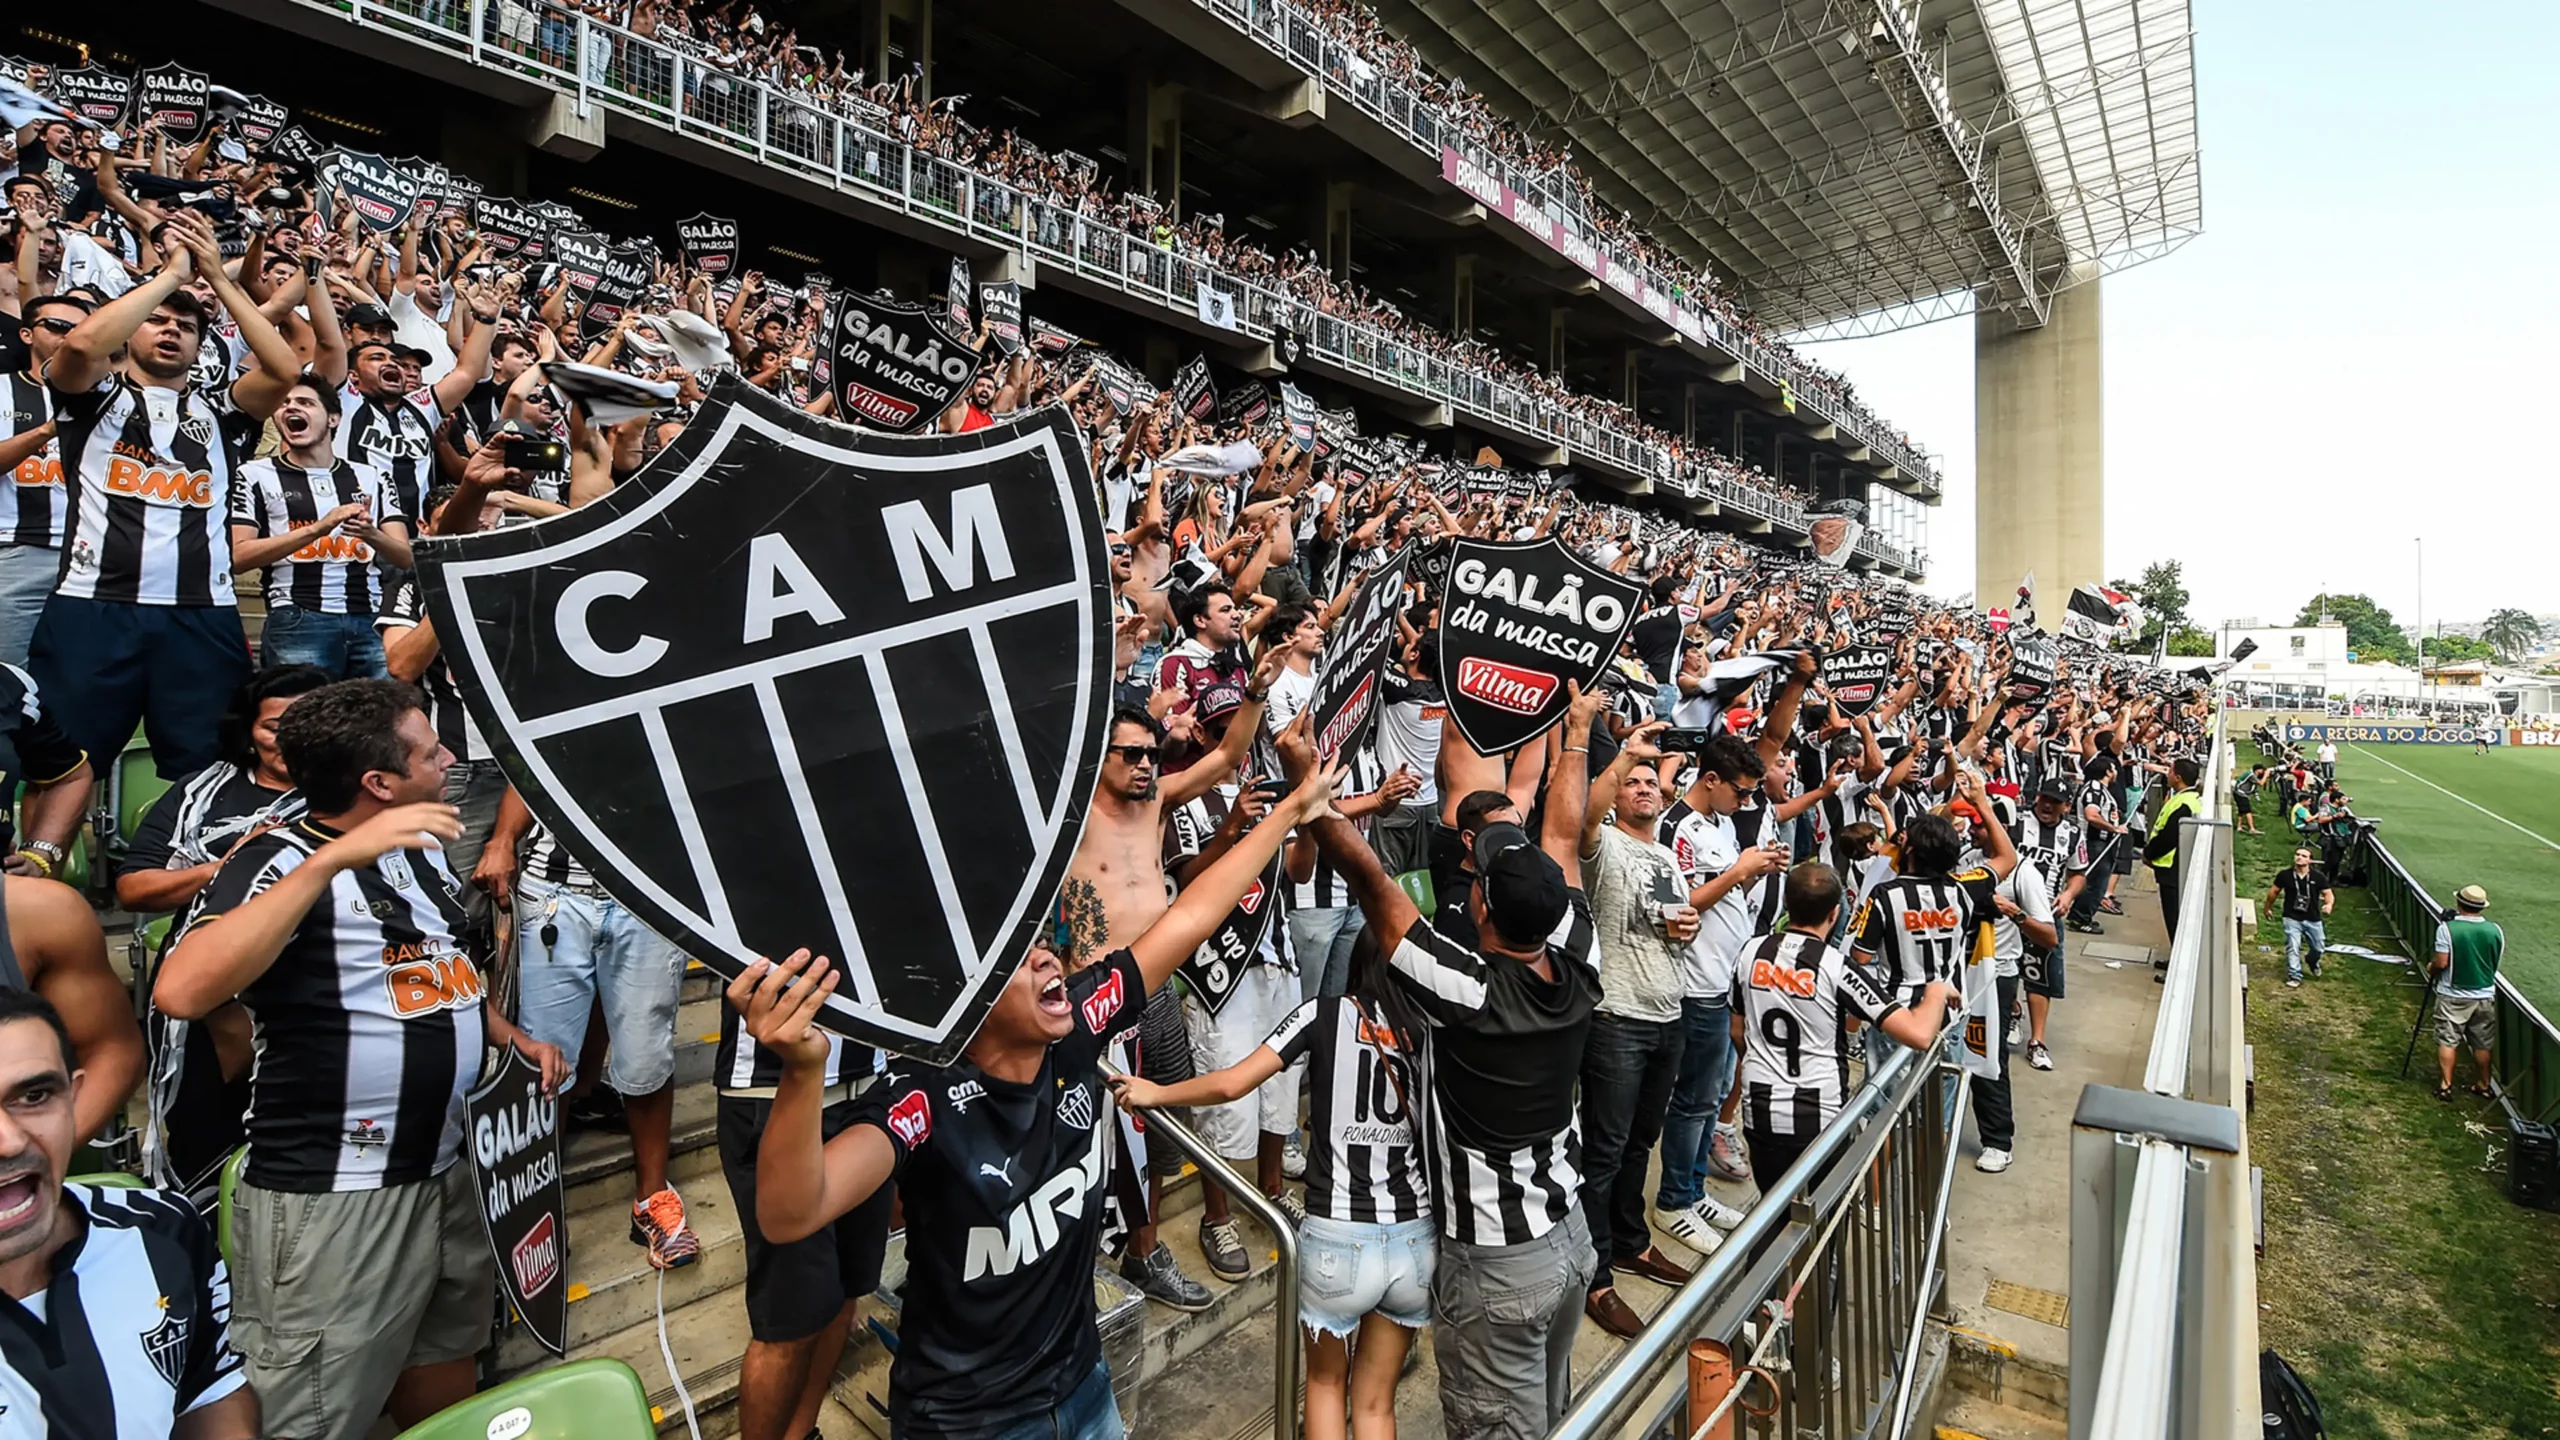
top-left (678, 213), bottom-right (739, 277)
top-left (1437, 538), bottom-right (1643, 755)
top-left (1821, 643), bottom-right (1896, 721)
top-left (334, 150), bottom-right (422, 234)
top-left (2005, 636), bottom-right (2058, 706)
top-left (418, 378), bottom-right (1111, 1063)
top-left (1167, 791), bottom-right (1283, 1017)
top-left (827, 295), bottom-right (976, 433)
top-left (465, 1046), bottom-right (567, 1357)
top-left (979, 281), bottom-right (1023, 354)
top-left (582, 242), bottom-right (654, 339)
top-left (138, 64), bottom-right (210, 142)
top-left (49, 67), bottom-right (130, 126)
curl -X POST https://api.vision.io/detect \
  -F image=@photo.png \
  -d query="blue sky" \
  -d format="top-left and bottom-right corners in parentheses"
top-left (1799, 0), bottom-right (2560, 632)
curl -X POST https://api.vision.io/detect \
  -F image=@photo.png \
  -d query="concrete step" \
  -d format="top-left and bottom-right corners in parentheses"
top-left (561, 1063), bottom-right (725, 1204)
top-left (495, 1165), bottom-right (750, 1371)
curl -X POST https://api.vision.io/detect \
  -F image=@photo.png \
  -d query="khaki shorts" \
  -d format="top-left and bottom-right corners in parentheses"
top-left (232, 1162), bottom-right (496, 1440)
top-left (2436, 995), bottom-right (2496, 1052)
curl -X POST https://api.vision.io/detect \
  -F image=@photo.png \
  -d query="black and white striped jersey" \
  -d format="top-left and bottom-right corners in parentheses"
top-left (1385, 896), bottom-right (1598, 1246)
top-left (1732, 930), bottom-right (1901, 1137)
top-left (229, 457), bottom-right (407, 613)
top-left (119, 763), bottom-right (304, 877)
top-left (375, 573), bottom-right (488, 762)
top-left (2009, 811), bottom-right (2087, 900)
top-left (1289, 748), bottom-right (1384, 911)
top-left (0, 1184), bottom-right (246, 1439)
top-left (48, 375), bottom-right (240, 607)
top-left (1263, 996), bottom-right (1428, 1224)
top-left (181, 819), bottom-right (485, 1192)
top-left (0, 370), bottom-right (67, 547)
top-left (1848, 868), bottom-right (1999, 1007)
top-left (519, 821), bottom-right (597, 890)
top-left (334, 382), bottom-right (443, 522)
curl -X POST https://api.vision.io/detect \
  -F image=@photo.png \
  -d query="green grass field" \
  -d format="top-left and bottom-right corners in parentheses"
top-left (2311, 741), bottom-right (2560, 1007)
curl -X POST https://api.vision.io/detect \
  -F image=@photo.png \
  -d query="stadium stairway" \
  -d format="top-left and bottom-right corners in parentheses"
top-left (492, 960), bottom-right (1292, 1439)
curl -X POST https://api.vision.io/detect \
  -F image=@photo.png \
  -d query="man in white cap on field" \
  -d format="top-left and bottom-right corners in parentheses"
top-left (2431, 884), bottom-right (2504, 1101)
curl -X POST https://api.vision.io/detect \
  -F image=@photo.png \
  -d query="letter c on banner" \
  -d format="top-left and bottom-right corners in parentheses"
top-left (556, 570), bottom-right (667, 677)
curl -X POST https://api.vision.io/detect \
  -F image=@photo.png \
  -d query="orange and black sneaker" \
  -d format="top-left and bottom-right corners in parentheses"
top-left (631, 1187), bottom-right (701, 1270)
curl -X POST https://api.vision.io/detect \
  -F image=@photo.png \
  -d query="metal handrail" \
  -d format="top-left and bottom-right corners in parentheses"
top-left (1107, 1073), bottom-right (1301, 1440)
top-left (274, 0), bottom-right (1920, 568)
top-left (1548, 1027), bottom-right (1956, 1440)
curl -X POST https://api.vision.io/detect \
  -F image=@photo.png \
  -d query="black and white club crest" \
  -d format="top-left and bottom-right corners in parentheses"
top-left (418, 377), bottom-right (1112, 1064)
top-left (1437, 538), bottom-right (1643, 754)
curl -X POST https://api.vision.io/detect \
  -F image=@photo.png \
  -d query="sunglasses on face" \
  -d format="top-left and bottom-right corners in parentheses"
top-left (1107, 744), bottom-right (1161, 765)
top-left (31, 317), bottom-right (78, 335)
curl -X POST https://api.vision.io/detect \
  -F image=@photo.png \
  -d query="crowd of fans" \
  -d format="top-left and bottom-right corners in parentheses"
top-left (0, 31), bottom-right (2148, 1440)
top-left (354, 0), bottom-right (1934, 509)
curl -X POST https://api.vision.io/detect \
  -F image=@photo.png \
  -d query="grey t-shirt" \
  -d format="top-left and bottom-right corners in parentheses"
top-left (1584, 824), bottom-right (1687, 1023)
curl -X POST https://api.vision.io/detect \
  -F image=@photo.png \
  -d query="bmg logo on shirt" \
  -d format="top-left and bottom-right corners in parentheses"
top-left (380, 944), bottom-right (484, 1017)
top-left (103, 452), bottom-right (216, 507)
top-left (10, 453), bottom-right (60, 487)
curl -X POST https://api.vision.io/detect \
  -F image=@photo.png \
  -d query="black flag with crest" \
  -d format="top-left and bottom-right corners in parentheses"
top-left (979, 281), bottom-right (1023, 355)
top-left (1821, 643), bottom-right (1896, 720)
top-left (334, 151), bottom-right (423, 234)
top-left (581, 242), bottom-right (653, 340)
top-left (1166, 790), bottom-right (1283, 1017)
top-left (678, 213), bottom-right (739, 277)
top-left (1169, 356), bottom-right (1216, 424)
top-left (137, 63), bottom-right (211, 143)
top-left (1437, 538), bottom-right (1643, 754)
top-left (1309, 549), bottom-right (1411, 763)
top-left (49, 66), bottom-right (131, 126)
top-left (417, 377), bottom-right (1111, 1063)
top-left (828, 294), bottom-right (977, 433)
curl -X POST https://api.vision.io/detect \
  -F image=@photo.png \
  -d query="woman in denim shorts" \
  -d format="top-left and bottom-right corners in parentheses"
top-left (1113, 945), bottom-right (1433, 1440)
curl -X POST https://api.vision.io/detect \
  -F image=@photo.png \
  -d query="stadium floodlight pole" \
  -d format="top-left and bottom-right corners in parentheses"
top-left (2414, 536), bottom-right (2425, 705)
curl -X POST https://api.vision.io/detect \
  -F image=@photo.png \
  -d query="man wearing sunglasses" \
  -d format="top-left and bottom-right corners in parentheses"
top-left (0, 293), bottom-right (88, 667)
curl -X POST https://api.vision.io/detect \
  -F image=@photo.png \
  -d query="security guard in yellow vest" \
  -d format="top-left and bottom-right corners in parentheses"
top-left (2141, 757), bottom-right (2205, 947)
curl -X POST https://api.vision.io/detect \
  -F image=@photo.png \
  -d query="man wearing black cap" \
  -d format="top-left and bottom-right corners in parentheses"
top-left (1283, 683), bottom-right (1604, 1439)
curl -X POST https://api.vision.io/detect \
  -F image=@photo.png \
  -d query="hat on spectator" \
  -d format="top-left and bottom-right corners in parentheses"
top-left (344, 303), bottom-right (394, 333)
top-left (1469, 821), bottom-right (1568, 943)
top-left (2457, 884), bottom-right (2490, 909)
top-left (2034, 778), bottom-right (2074, 801)
top-left (1195, 683), bottom-right (1245, 724)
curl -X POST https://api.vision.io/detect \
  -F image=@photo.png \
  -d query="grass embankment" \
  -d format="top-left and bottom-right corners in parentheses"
top-left (2239, 745), bottom-right (2560, 1436)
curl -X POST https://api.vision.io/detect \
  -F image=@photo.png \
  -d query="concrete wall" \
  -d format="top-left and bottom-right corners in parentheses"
top-left (1975, 270), bottom-right (2103, 618)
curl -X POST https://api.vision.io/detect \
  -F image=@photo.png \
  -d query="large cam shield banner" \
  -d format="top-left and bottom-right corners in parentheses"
top-left (419, 378), bottom-right (1112, 1062)
top-left (1438, 538), bottom-right (1642, 754)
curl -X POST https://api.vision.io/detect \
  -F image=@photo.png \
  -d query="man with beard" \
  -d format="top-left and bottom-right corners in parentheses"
top-left (229, 380), bottom-right (413, 677)
top-left (0, 292), bottom-right (87, 667)
top-left (1573, 721), bottom-right (1701, 1336)
top-left (733, 762), bottom-right (1341, 1440)
top-left (0, 991), bottom-right (258, 1438)
top-left (32, 210), bottom-right (297, 776)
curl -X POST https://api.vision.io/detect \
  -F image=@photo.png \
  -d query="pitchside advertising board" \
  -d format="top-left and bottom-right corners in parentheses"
top-left (2283, 723), bottom-right (2506, 747)
top-left (466, 1047), bottom-right (568, 1354)
top-left (419, 378), bottom-right (1111, 1063)
top-left (1438, 538), bottom-right (1642, 754)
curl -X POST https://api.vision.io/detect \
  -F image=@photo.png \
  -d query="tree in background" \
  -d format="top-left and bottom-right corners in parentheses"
top-left (2110, 559), bottom-right (2214, 656)
top-left (2482, 607), bottom-right (2545, 663)
top-left (2294, 593), bottom-right (2416, 667)
top-left (2423, 634), bottom-right (2497, 664)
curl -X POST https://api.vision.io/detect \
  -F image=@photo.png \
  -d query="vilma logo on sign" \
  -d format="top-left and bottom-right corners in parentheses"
top-left (509, 1210), bottom-right (560, 1296)
top-left (886, 1090), bottom-right (933, 1148)
top-left (1455, 656), bottom-right (1557, 716)
top-left (1080, 967), bottom-right (1125, 1033)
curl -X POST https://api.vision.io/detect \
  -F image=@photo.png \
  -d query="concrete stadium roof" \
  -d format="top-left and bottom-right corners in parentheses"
top-left (1368, 0), bottom-right (2202, 336)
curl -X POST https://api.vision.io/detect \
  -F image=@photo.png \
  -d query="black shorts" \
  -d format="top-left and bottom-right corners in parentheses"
top-left (717, 1094), bottom-right (895, 1343)
top-left (2022, 939), bottom-right (2066, 1000)
top-left (1137, 989), bottom-right (1196, 1179)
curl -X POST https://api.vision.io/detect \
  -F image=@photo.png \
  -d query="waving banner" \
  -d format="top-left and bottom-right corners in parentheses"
top-left (2005, 636), bottom-right (2059, 706)
top-left (581, 242), bottom-right (653, 339)
top-left (550, 229), bottom-right (610, 298)
top-left (1438, 538), bottom-right (1643, 754)
top-left (945, 255), bottom-right (972, 333)
top-left (1310, 549), bottom-right (1411, 764)
top-left (419, 379), bottom-right (1111, 1062)
top-left (1219, 378), bottom-right (1271, 429)
top-left (1822, 643), bottom-right (1896, 721)
top-left (473, 196), bottom-right (543, 259)
top-left (1169, 356), bottom-right (1217, 425)
top-left (677, 213), bottom-right (739, 277)
top-left (235, 93), bottom-right (289, 148)
top-left (49, 67), bottom-right (131, 126)
top-left (335, 150), bottom-right (423, 234)
top-left (1166, 789), bottom-right (1284, 1017)
top-left (1279, 382), bottom-right (1316, 451)
top-left (826, 294), bottom-right (976, 433)
top-left (978, 281), bottom-right (1023, 355)
top-left (137, 63), bottom-right (211, 143)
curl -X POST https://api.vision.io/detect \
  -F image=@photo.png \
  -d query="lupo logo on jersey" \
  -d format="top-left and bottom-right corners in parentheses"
top-left (1438, 537), bottom-right (1643, 754)
top-left (418, 377), bottom-right (1111, 1065)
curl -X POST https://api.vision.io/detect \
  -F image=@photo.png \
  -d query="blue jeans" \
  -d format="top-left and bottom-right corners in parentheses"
top-left (2282, 918), bottom-right (2325, 981)
top-left (259, 605), bottom-right (388, 678)
top-left (1655, 998), bottom-right (1732, 1210)
top-left (0, 543), bottom-right (58, 669)
top-left (516, 876), bottom-right (688, 1095)
top-left (974, 1360), bottom-right (1123, 1440)
top-left (1288, 905), bottom-right (1363, 998)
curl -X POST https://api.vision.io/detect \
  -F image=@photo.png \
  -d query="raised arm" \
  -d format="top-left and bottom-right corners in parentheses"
top-left (1544, 682), bottom-right (1605, 885)
top-left (1132, 757), bottom-right (1339, 995)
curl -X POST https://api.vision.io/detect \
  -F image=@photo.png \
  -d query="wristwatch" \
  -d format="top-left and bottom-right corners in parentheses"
top-left (21, 840), bottom-right (64, 868)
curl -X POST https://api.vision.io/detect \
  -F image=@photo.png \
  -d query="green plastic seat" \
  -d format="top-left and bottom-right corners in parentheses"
top-left (67, 1171), bottom-right (146, 1188)
top-left (396, 1358), bottom-right (657, 1440)
top-left (117, 742), bottom-right (173, 846)
top-left (217, 1146), bottom-right (248, 1271)
top-left (1394, 870), bottom-right (1435, 915)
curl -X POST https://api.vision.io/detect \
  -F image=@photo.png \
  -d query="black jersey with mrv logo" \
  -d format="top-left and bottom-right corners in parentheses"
top-left (849, 949), bottom-right (1144, 1439)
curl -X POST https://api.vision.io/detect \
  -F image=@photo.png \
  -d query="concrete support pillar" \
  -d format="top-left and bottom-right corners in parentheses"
top-left (878, 0), bottom-right (931, 100)
top-left (1129, 78), bottom-right (1184, 213)
top-left (1446, 253), bottom-right (1476, 337)
top-left (1772, 432), bottom-right (1786, 489)
top-left (1730, 410), bottom-right (1745, 459)
top-left (1547, 305), bottom-right (1567, 379)
top-left (1976, 270), bottom-right (2103, 620)
top-left (1683, 383), bottom-right (1703, 443)
top-left (1622, 348), bottom-right (1641, 409)
top-left (1323, 182), bottom-right (1355, 283)
top-left (522, 94), bottom-right (603, 160)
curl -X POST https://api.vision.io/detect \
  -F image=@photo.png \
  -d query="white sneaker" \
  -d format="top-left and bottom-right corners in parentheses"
top-left (2006, 1018), bottom-right (2023, 1051)
top-left (1652, 1205), bottom-right (1724, 1257)
top-left (2029, 1043), bottom-right (2054, 1071)
top-left (1975, 1148), bottom-right (2013, 1174)
top-left (1281, 1135), bottom-right (1307, 1181)
top-left (1691, 1193), bottom-right (1748, 1232)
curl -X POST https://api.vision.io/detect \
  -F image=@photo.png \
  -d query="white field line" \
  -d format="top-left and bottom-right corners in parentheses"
top-left (2351, 746), bottom-right (2560, 852)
